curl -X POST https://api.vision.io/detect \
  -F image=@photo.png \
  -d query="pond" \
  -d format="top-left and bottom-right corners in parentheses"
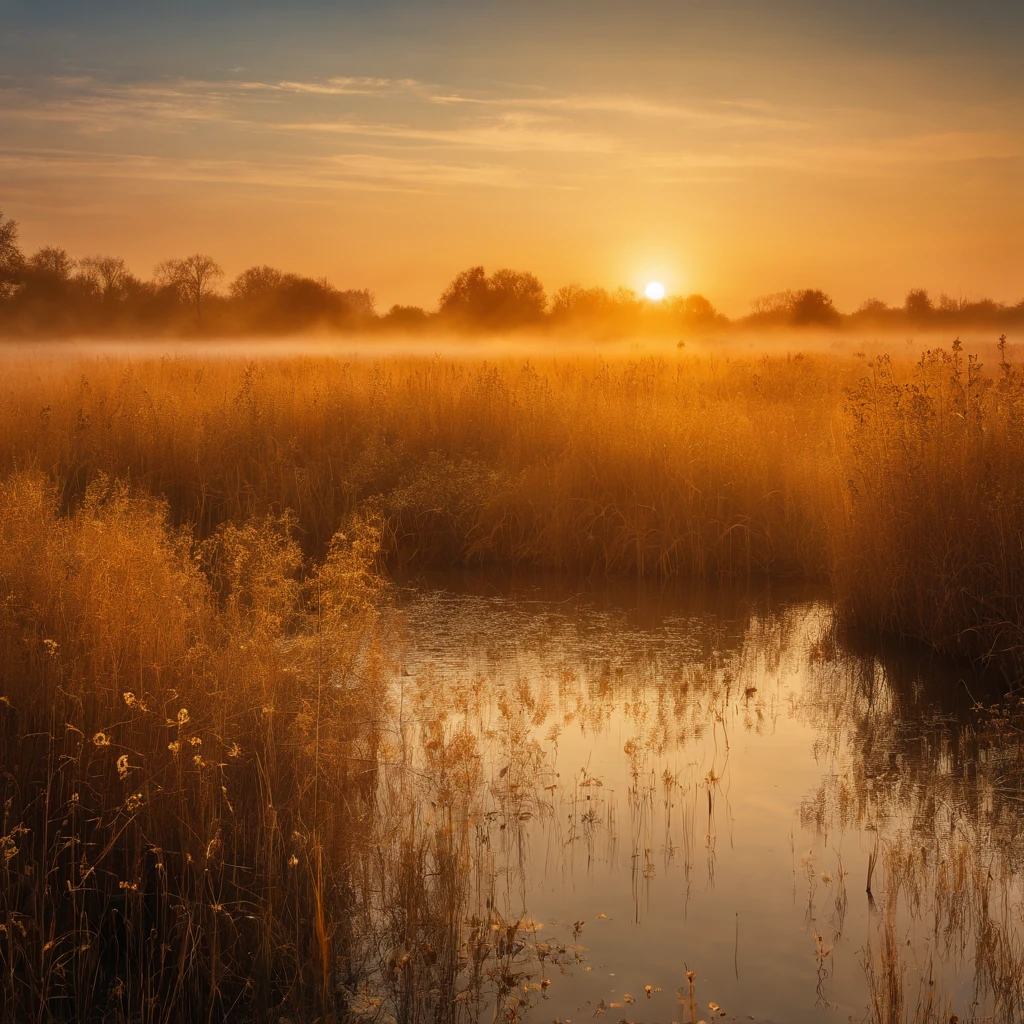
top-left (387, 571), bottom-right (1024, 1024)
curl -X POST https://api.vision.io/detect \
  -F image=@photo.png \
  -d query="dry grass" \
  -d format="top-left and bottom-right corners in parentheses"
top-left (832, 339), bottom-right (1024, 670)
top-left (0, 471), bottom-right (394, 1021)
top-left (2, 340), bottom-right (1024, 1018)
top-left (2, 344), bottom-right (1022, 670)
top-left (0, 352), bottom-right (842, 577)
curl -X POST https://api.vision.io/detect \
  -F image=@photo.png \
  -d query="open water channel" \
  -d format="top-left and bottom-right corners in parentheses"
top-left (385, 572), bottom-right (1024, 1024)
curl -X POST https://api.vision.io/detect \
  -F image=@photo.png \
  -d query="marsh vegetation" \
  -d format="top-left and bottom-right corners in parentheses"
top-left (2, 344), bottom-right (1024, 1022)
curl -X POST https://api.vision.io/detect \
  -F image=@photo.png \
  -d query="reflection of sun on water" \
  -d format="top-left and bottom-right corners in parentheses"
top-left (644, 281), bottom-right (665, 301)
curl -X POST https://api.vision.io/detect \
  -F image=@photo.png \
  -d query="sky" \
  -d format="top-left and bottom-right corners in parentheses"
top-left (1, 0), bottom-right (1022, 314)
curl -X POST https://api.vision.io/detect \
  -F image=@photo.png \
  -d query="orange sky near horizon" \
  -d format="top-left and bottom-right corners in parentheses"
top-left (2, 1), bottom-right (1022, 315)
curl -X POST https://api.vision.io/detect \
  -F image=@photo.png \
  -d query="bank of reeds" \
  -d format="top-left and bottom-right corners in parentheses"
top-left (0, 470), bottom-right (397, 1021)
top-left (832, 338), bottom-right (1024, 673)
top-left (0, 343), bottom-right (1022, 666)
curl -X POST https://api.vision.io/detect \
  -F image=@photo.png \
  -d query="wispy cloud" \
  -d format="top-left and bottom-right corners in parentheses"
top-left (640, 129), bottom-right (1023, 176)
top-left (1, 72), bottom-right (1017, 203)
top-left (0, 145), bottom-right (522, 194)
top-left (271, 113), bottom-right (617, 154)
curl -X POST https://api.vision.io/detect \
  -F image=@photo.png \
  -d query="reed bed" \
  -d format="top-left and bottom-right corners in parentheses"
top-left (2, 344), bottom-right (1023, 670)
top-left (3, 341), bottom-right (1024, 1018)
top-left (0, 471), bottom-right (393, 1021)
top-left (0, 352), bottom-right (841, 577)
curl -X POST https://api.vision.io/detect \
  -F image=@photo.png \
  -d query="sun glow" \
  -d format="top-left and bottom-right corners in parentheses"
top-left (644, 281), bottom-right (665, 301)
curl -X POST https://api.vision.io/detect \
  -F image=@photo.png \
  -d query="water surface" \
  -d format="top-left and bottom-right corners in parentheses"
top-left (389, 572), bottom-right (1022, 1023)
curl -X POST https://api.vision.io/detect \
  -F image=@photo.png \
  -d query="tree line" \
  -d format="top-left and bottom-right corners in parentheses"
top-left (0, 209), bottom-right (1020, 337)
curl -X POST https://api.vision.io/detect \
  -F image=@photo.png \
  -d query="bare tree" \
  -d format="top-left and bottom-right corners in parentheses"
top-left (80, 255), bottom-right (129, 298)
top-left (156, 254), bottom-right (224, 325)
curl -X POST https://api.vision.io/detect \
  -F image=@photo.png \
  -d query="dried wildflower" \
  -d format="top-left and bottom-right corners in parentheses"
top-left (123, 691), bottom-right (149, 712)
top-left (167, 740), bottom-right (181, 755)
top-left (118, 880), bottom-right (138, 892)
top-left (176, 708), bottom-right (190, 726)
top-left (189, 736), bottom-right (202, 747)
top-left (193, 754), bottom-right (207, 768)
top-left (1, 826), bottom-right (28, 862)
top-left (92, 732), bottom-right (111, 747)
top-left (43, 639), bottom-right (58, 656)
top-left (116, 754), bottom-right (130, 780)
top-left (124, 793), bottom-right (143, 814)
top-left (227, 742), bottom-right (242, 758)
top-left (288, 854), bottom-right (299, 868)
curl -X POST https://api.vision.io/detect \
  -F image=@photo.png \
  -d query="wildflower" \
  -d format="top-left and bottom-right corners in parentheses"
top-left (168, 740), bottom-right (181, 755)
top-left (177, 708), bottom-right (190, 726)
top-left (193, 754), bottom-right (207, 768)
top-left (189, 736), bottom-right (202, 747)
top-left (123, 692), bottom-right (149, 712)
top-left (1, 826), bottom-right (28, 862)
top-left (288, 854), bottom-right (299, 868)
top-left (92, 732), bottom-right (111, 747)
top-left (119, 880), bottom-right (138, 892)
top-left (125, 793), bottom-right (143, 814)
top-left (116, 754), bottom-right (130, 780)
top-left (227, 742), bottom-right (242, 758)
top-left (43, 639), bottom-right (58, 657)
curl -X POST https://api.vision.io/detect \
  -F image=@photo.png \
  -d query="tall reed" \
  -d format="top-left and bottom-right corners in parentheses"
top-left (0, 472), bottom-right (389, 1021)
top-left (1, 343), bottom-right (1022, 669)
top-left (831, 338), bottom-right (1024, 673)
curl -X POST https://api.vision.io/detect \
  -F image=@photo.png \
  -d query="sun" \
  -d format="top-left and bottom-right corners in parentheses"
top-left (644, 281), bottom-right (665, 301)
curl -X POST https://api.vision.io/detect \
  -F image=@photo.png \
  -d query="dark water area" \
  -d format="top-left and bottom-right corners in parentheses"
top-left (386, 570), bottom-right (1024, 1024)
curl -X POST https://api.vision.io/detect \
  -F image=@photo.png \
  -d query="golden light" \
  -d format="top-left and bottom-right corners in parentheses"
top-left (644, 281), bottom-right (665, 301)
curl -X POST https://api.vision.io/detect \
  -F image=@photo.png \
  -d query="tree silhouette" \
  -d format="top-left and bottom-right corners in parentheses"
top-left (790, 288), bottom-right (839, 325)
top-left (438, 266), bottom-right (546, 326)
top-left (230, 265), bottom-right (285, 300)
top-left (156, 254), bottom-right (224, 326)
top-left (0, 210), bottom-right (24, 299)
top-left (80, 255), bottom-right (129, 299)
top-left (438, 266), bottom-right (490, 318)
top-left (29, 246), bottom-right (75, 282)
top-left (749, 290), bottom-right (797, 319)
top-left (669, 293), bottom-right (721, 323)
top-left (904, 288), bottom-right (933, 321)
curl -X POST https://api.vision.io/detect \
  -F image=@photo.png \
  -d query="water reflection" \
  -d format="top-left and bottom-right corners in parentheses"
top-left (373, 572), bottom-right (1024, 1024)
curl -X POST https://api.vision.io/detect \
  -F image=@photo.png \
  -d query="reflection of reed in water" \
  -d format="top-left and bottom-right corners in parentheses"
top-left (799, 626), bottom-right (1024, 1022)
top-left (392, 587), bottom-right (1024, 1023)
